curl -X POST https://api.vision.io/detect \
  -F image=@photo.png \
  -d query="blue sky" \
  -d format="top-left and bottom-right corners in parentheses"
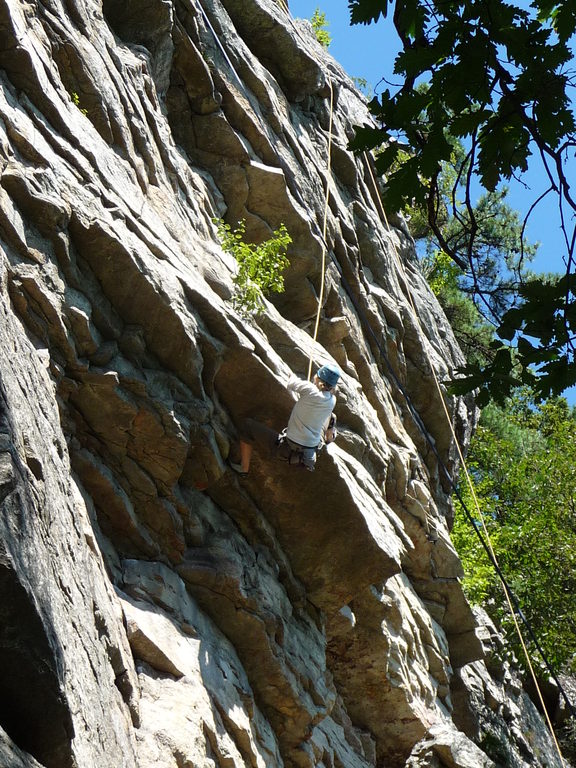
top-left (288, 0), bottom-right (571, 279)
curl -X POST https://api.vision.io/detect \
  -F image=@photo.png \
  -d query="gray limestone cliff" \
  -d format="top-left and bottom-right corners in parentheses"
top-left (0, 0), bottom-right (565, 766)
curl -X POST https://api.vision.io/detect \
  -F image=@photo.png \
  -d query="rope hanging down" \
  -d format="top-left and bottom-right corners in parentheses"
top-left (196, 0), bottom-right (334, 383)
top-left (307, 79), bottom-right (334, 381)
top-left (361, 157), bottom-right (573, 762)
top-left (325, 223), bottom-right (575, 758)
top-left (195, 4), bottom-right (573, 753)
top-left (298, 99), bottom-right (569, 734)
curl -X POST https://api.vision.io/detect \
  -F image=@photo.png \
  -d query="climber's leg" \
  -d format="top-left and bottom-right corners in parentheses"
top-left (230, 417), bottom-right (279, 475)
top-left (238, 440), bottom-right (253, 473)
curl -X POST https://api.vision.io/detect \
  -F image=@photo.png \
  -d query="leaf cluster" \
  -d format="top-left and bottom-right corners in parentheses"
top-left (215, 219), bottom-right (292, 315)
top-left (350, 0), bottom-right (575, 205)
top-left (452, 392), bottom-right (576, 673)
top-left (452, 274), bottom-right (576, 405)
top-left (70, 91), bottom-right (88, 116)
top-left (348, 0), bottom-right (576, 400)
top-left (311, 8), bottom-right (332, 48)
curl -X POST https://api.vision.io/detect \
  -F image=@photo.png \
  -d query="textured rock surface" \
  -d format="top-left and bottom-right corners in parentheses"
top-left (0, 0), bottom-right (564, 766)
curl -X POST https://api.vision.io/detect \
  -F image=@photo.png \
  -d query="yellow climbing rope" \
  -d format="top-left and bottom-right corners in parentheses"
top-left (199, 2), bottom-right (566, 757)
top-left (199, 0), bottom-right (332, 382)
top-left (307, 78), bottom-right (334, 381)
top-left (363, 157), bottom-right (567, 767)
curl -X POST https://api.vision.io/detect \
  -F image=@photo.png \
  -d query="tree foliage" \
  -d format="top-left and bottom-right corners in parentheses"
top-left (410, 133), bottom-right (539, 325)
top-left (348, 0), bottom-right (576, 402)
top-left (423, 250), bottom-right (496, 368)
top-left (311, 8), bottom-right (332, 48)
top-left (412, 133), bottom-right (542, 397)
top-left (419, 186), bottom-right (576, 676)
top-left (452, 392), bottom-right (576, 673)
top-left (215, 219), bottom-right (292, 315)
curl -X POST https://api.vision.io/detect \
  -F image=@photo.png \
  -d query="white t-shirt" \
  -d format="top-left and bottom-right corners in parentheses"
top-left (286, 375), bottom-right (336, 448)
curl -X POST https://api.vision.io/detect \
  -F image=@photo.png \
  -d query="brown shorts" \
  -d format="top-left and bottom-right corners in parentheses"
top-left (240, 418), bottom-right (280, 459)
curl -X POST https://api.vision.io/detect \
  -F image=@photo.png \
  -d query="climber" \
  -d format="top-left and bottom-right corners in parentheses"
top-left (229, 364), bottom-right (341, 475)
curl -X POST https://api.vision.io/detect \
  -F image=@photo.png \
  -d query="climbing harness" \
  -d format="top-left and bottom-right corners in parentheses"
top-left (277, 414), bottom-right (336, 472)
top-left (276, 430), bottom-right (318, 471)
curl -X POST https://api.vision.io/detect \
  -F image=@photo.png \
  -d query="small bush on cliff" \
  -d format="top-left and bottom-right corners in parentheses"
top-left (215, 219), bottom-right (292, 315)
top-left (311, 9), bottom-right (331, 48)
top-left (71, 91), bottom-right (88, 116)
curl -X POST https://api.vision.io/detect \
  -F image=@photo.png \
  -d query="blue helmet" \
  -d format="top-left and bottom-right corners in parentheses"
top-left (317, 364), bottom-right (341, 388)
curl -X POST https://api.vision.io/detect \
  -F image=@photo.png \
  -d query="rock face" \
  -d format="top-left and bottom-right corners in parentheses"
top-left (0, 0), bottom-right (564, 766)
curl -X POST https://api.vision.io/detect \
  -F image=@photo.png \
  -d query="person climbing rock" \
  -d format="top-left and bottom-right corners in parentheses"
top-left (230, 364), bottom-right (340, 475)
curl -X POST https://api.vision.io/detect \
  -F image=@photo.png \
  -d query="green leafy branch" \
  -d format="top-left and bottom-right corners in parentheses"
top-left (71, 91), bottom-right (88, 116)
top-left (348, 0), bottom-right (576, 400)
top-left (451, 393), bottom-right (576, 673)
top-left (215, 219), bottom-right (292, 315)
top-left (450, 274), bottom-right (576, 405)
top-left (311, 9), bottom-right (332, 48)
